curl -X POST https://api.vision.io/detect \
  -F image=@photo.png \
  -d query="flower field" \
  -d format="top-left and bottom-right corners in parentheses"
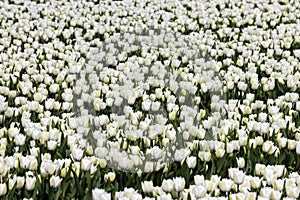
top-left (1, 0), bottom-right (300, 199)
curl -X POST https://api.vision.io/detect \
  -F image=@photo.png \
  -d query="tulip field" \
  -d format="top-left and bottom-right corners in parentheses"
top-left (0, 0), bottom-right (300, 199)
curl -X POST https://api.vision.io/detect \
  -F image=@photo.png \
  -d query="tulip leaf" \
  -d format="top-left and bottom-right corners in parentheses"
top-left (7, 183), bottom-right (17, 200)
top-left (54, 190), bottom-right (63, 200)
top-left (113, 181), bottom-right (119, 196)
top-left (70, 168), bottom-right (84, 198)
top-left (58, 134), bottom-right (68, 156)
top-left (216, 156), bottom-right (226, 174)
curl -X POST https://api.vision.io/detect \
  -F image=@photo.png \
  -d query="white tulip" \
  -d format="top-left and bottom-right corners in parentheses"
top-left (53, 101), bottom-right (61, 110)
top-left (255, 136), bottom-right (264, 146)
top-left (237, 157), bottom-right (245, 169)
top-left (19, 156), bottom-right (31, 169)
top-left (166, 129), bottom-right (176, 141)
top-left (151, 101), bottom-right (161, 111)
top-left (8, 127), bottom-right (19, 138)
top-left (201, 83), bottom-right (208, 93)
top-left (286, 186), bottom-right (300, 198)
top-left (47, 140), bottom-right (58, 151)
top-left (192, 184), bottom-right (207, 198)
top-left (198, 151), bottom-right (211, 162)
top-left (296, 141), bottom-right (300, 155)
top-left (81, 157), bottom-right (93, 171)
top-left (277, 137), bottom-right (287, 149)
top-left (250, 176), bottom-right (261, 189)
top-left (128, 96), bottom-right (136, 105)
top-left (71, 148), bottom-right (84, 161)
top-left (92, 188), bottom-right (111, 200)
top-left (262, 141), bottom-right (273, 153)
top-left (255, 163), bottom-right (266, 176)
top-left (287, 139), bottom-right (297, 150)
top-left (237, 81), bottom-right (247, 91)
top-left (260, 187), bottom-right (275, 199)
top-left (8, 175), bottom-right (16, 190)
top-left (219, 178), bottom-right (234, 192)
top-left (273, 179), bottom-right (285, 191)
top-left (142, 100), bottom-right (151, 111)
top-left (174, 148), bottom-right (190, 162)
top-left (162, 179), bottom-right (174, 192)
top-left (0, 183), bottom-right (7, 196)
top-left (232, 169), bottom-right (245, 185)
top-left (50, 176), bottom-right (62, 188)
top-left (62, 92), bottom-right (73, 102)
top-left (14, 134), bottom-right (26, 146)
top-left (144, 161), bottom-right (153, 173)
top-left (258, 113), bottom-right (268, 122)
top-left (296, 101), bottom-right (300, 111)
top-left (45, 98), bottom-right (55, 110)
top-left (29, 158), bottom-right (38, 171)
top-left (16, 176), bottom-right (25, 189)
top-left (287, 75), bottom-right (296, 88)
top-left (49, 83), bottom-right (60, 93)
top-left (25, 176), bottom-right (36, 191)
top-left (0, 161), bottom-right (7, 176)
top-left (142, 181), bottom-right (153, 193)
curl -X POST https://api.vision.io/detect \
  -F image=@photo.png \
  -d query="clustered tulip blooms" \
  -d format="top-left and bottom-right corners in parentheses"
top-left (0, 0), bottom-right (300, 199)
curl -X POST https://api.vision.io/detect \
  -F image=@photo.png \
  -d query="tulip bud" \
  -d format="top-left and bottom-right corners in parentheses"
top-left (237, 157), bottom-right (245, 169)
top-left (61, 168), bottom-right (67, 178)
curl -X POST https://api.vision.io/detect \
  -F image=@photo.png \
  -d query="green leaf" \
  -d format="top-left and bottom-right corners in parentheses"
top-left (32, 174), bottom-right (40, 199)
top-left (278, 151), bottom-right (286, 164)
top-left (70, 168), bottom-right (84, 198)
top-left (206, 160), bottom-right (215, 179)
top-left (54, 189), bottom-right (63, 200)
top-left (85, 171), bottom-right (92, 193)
top-left (180, 162), bottom-right (189, 185)
top-left (61, 179), bottom-right (71, 200)
top-left (7, 183), bottom-right (17, 200)
top-left (91, 167), bottom-right (102, 188)
top-left (59, 135), bottom-right (68, 155)
top-left (216, 156), bottom-right (226, 174)
top-left (113, 181), bottom-right (119, 197)
top-left (84, 191), bottom-right (92, 200)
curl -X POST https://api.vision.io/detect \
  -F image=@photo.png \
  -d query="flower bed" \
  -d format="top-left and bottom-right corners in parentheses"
top-left (0, 0), bottom-right (300, 199)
